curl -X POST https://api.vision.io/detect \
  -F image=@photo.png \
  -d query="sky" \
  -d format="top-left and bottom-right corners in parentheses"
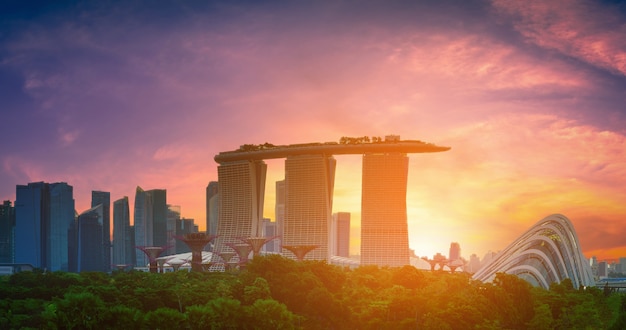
top-left (1, 0), bottom-right (625, 261)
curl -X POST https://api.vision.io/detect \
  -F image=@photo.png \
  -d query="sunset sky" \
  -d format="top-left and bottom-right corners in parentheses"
top-left (1, 0), bottom-right (625, 261)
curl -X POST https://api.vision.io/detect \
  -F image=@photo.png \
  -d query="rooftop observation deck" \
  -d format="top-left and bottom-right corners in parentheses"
top-left (214, 136), bottom-right (451, 163)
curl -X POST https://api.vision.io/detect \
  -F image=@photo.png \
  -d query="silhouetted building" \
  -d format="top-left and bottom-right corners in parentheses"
top-left (0, 201), bottom-right (15, 263)
top-left (449, 242), bottom-right (461, 262)
top-left (112, 196), bottom-right (134, 266)
top-left (134, 187), bottom-right (168, 267)
top-left (361, 147), bottom-right (410, 267)
top-left (91, 191), bottom-right (110, 272)
top-left (283, 154), bottom-right (336, 261)
top-left (175, 218), bottom-right (197, 254)
top-left (214, 160), bottom-right (267, 259)
top-left (14, 182), bottom-right (74, 271)
top-left (332, 212), bottom-right (350, 257)
top-left (70, 205), bottom-right (104, 272)
top-left (261, 218), bottom-right (278, 253)
top-left (206, 181), bottom-right (219, 239)
top-left (467, 253), bottom-right (481, 273)
top-left (167, 205), bottom-right (181, 253)
top-left (598, 261), bottom-right (608, 278)
top-left (275, 180), bottom-right (286, 251)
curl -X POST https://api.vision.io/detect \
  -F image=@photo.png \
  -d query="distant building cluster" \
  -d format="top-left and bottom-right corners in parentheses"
top-left (0, 135), bottom-right (607, 290)
top-left (0, 183), bottom-right (197, 273)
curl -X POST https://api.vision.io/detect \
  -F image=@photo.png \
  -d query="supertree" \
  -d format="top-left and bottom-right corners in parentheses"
top-left (218, 251), bottom-right (236, 271)
top-left (240, 236), bottom-right (279, 257)
top-left (282, 245), bottom-right (319, 261)
top-left (174, 233), bottom-right (218, 272)
top-left (136, 246), bottom-right (170, 273)
top-left (226, 242), bottom-right (253, 271)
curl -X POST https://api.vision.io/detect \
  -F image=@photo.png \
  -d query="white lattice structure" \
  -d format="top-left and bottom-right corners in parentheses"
top-left (472, 214), bottom-right (595, 289)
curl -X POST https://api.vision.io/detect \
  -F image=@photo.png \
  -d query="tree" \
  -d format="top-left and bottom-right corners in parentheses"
top-left (143, 307), bottom-right (187, 330)
top-left (54, 291), bottom-right (106, 329)
top-left (245, 299), bottom-right (296, 329)
top-left (243, 277), bottom-right (272, 305)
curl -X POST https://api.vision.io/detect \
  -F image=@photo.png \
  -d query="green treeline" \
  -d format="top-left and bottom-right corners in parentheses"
top-left (1, 254), bottom-right (625, 329)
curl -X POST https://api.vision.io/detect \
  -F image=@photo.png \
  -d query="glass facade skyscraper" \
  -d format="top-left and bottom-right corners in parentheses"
top-left (14, 182), bottom-right (74, 271)
top-left (75, 205), bottom-right (104, 272)
top-left (0, 201), bottom-right (15, 263)
top-left (133, 187), bottom-right (167, 267)
top-left (91, 191), bottom-right (110, 271)
top-left (112, 196), bottom-right (133, 266)
top-left (206, 181), bottom-right (218, 238)
top-left (49, 183), bottom-right (75, 272)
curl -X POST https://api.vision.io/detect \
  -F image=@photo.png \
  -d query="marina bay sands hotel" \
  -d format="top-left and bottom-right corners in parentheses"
top-left (213, 135), bottom-right (450, 267)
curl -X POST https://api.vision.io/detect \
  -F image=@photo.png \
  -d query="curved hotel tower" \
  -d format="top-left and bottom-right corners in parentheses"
top-left (213, 136), bottom-right (450, 265)
top-left (472, 214), bottom-right (595, 289)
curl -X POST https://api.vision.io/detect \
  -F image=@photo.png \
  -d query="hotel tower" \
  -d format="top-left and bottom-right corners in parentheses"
top-left (360, 152), bottom-right (410, 267)
top-left (214, 160), bottom-right (267, 258)
top-left (282, 154), bottom-right (336, 261)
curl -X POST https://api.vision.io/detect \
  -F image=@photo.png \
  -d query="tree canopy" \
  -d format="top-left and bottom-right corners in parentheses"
top-left (0, 255), bottom-right (623, 329)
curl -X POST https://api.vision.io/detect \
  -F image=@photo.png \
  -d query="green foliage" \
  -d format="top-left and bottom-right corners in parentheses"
top-left (143, 307), bottom-right (187, 330)
top-left (0, 256), bottom-right (622, 330)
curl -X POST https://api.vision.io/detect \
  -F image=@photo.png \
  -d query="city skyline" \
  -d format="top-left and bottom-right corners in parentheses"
top-left (1, 1), bottom-right (625, 261)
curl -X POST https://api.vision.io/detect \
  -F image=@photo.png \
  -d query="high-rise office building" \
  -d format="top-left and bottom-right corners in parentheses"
top-left (133, 187), bottom-right (168, 266)
top-left (206, 181), bottom-right (219, 238)
top-left (175, 217), bottom-right (197, 254)
top-left (449, 242), bottom-right (461, 261)
top-left (134, 187), bottom-right (149, 266)
top-left (72, 205), bottom-right (104, 272)
top-left (15, 182), bottom-right (49, 269)
top-left (0, 201), bottom-right (15, 263)
top-left (283, 154), bottom-right (336, 261)
top-left (112, 196), bottom-right (133, 266)
top-left (48, 183), bottom-right (75, 272)
top-left (14, 182), bottom-right (74, 271)
top-left (332, 212), bottom-right (350, 257)
top-left (149, 190), bottom-right (168, 248)
top-left (168, 205), bottom-right (181, 252)
top-left (91, 191), bottom-right (110, 271)
top-left (275, 180), bottom-right (285, 251)
top-left (261, 218), bottom-right (278, 253)
top-left (361, 151), bottom-right (410, 267)
top-left (215, 160), bottom-right (266, 257)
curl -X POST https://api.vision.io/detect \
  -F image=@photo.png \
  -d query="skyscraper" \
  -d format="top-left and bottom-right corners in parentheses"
top-left (206, 181), bottom-right (219, 238)
top-left (0, 201), bottom-right (15, 263)
top-left (48, 183), bottom-right (75, 272)
top-left (332, 212), bottom-right (350, 258)
top-left (73, 205), bottom-right (104, 272)
top-left (175, 217), bottom-right (197, 254)
top-left (15, 182), bottom-right (49, 269)
top-left (261, 218), bottom-right (278, 253)
top-left (112, 196), bottom-right (133, 266)
top-left (283, 154), bottom-right (336, 261)
top-left (168, 204), bottom-right (181, 252)
top-left (215, 160), bottom-right (267, 258)
top-left (133, 187), bottom-right (168, 267)
top-left (449, 242), bottom-right (461, 261)
top-left (149, 190), bottom-right (168, 248)
top-left (361, 151), bottom-right (410, 267)
top-left (275, 180), bottom-right (285, 251)
top-left (91, 191), bottom-right (110, 272)
top-left (14, 182), bottom-right (74, 271)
